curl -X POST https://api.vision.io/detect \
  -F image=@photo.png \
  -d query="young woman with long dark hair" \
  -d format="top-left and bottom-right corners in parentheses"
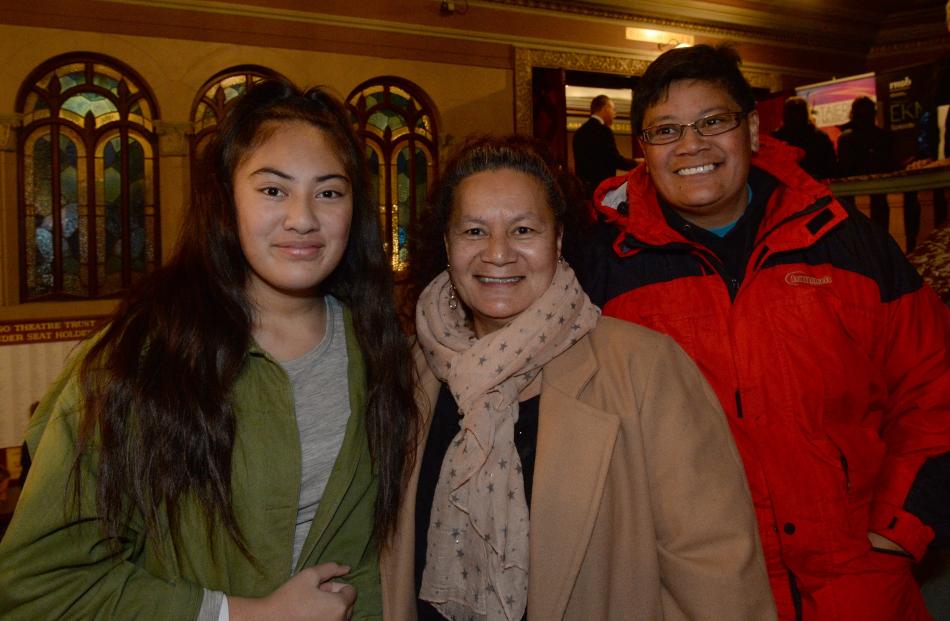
top-left (0, 81), bottom-right (417, 621)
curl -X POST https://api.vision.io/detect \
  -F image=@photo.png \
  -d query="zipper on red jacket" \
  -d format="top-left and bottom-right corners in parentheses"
top-left (839, 449), bottom-right (851, 491)
top-left (688, 195), bottom-right (838, 300)
top-left (750, 195), bottom-right (835, 272)
top-left (735, 390), bottom-right (744, 419)
top-left (618, 226), bottom-right (742, 300)
top-left (707, 255), bottom-right (740, 301)
top-left (788, 571), bottom-right (804, 621)
top-left (671, 241), bottom-right (739, 301)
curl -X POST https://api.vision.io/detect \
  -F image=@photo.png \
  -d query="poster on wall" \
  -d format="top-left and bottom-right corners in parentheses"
top-left (795, 72), bottom-right (877, 146)
top-left (877, 66), bottom-right (929, 167)
top-left (0, 318), bottom-right (102, 451)
top-left (877, 59), bottom-right (950, 165)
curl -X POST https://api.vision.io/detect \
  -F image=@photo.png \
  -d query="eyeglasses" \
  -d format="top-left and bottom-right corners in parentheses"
top-left (639, 111), bottom-right (748, 145)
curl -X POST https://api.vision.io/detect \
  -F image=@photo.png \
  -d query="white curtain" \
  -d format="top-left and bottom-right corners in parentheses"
top-left (0, 340), bottom-right (83, 448)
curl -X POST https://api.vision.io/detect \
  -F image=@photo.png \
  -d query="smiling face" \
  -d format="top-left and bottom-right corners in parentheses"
top-left (641, 79), bottom-right (759, 228)
top-left (233, 120), bottom-right (353, 309)
top-left (445, 168), bottom-right (562, 337)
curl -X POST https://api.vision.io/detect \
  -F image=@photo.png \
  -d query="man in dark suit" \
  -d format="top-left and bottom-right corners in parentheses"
top-left (837, 96), bottom-right (896, 233)
top-left (572, 95), bottom-right (636, 196)
top-left (771, 96), bottom-right (837, 180)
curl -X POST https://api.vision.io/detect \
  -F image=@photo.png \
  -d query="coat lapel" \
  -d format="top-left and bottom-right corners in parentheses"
top-left (529, 333), bottom-right (620, 620)
top-left (382, 336), bottom-right (620, 621)
top-left (380, 346), bottom-right (441, 619)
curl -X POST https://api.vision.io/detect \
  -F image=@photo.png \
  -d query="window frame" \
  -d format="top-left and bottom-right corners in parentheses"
top-left (346, 76), bottom-right (439, 276)
top-left (15, 52), bottom-right (161, 302)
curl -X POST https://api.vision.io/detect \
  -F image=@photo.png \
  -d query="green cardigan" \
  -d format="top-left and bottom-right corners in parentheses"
top-left (0, 312), bottom-right (381, 620)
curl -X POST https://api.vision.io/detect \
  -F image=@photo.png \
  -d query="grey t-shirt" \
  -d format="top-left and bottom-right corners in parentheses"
top-left (198, 296), bottom-right (351, 621)
top-left (280, 295), bottom-right (351, 568)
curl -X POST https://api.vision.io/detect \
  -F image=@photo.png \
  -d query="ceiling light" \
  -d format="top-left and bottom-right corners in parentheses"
top-left (625, 27), bottom-right (694, 49)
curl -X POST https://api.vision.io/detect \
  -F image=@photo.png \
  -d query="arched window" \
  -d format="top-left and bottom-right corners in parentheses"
top-left (190, 65), bottom-right (288, 163)
top-left (347, 77), bottom-right (438, 274)
top-left (16, 53), bottom-right (160, 301)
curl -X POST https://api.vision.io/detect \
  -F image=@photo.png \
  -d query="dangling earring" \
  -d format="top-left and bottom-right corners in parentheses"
top-left (448, 283), bottom-right (458, 310)
top-left (445, 263), bottom-right (458, 309)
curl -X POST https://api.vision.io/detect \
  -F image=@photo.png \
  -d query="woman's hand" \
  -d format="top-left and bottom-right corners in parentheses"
top-left (229, 562), bottom-right (356, 621)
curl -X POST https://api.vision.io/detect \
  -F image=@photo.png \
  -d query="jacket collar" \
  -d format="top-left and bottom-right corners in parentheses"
top-left (594, 135), bottom-right (848, 259)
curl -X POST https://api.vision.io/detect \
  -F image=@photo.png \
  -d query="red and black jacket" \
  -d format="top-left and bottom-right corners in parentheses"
top-left (585, 136), bottom-right (950, 618)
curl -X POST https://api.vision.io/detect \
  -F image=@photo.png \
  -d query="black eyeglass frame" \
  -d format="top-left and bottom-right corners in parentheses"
top-left (639, 111), bottom-right (750, 146)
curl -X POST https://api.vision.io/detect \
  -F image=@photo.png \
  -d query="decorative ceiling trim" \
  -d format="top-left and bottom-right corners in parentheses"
top-left (90, 0), bottom-right (687, 62)
top-left (100, 0), bottom-right (500, 41)
top-left (868, 33), bottom-right (950, 58)
top-left (97, 0), bottom-right (869, 63)
top-left (513, 46), bottom-right (780, 134)
top-left (479, 0), bottom-right (875, 49)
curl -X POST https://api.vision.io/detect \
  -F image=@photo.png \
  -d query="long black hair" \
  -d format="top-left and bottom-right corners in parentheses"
top-left (75, 80), bottom-right (417, 552)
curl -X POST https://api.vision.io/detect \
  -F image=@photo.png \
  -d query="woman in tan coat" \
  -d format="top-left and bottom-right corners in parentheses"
top-left (381, 136), bottom-right (776, 621)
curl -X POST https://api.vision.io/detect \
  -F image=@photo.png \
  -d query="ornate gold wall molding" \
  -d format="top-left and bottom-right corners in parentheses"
top-left (744, 70), bottom-right (783, 93)
top-left (514, 47), bottom-right (779, 134)
top-left (515, 47), bottom-right (648, 133)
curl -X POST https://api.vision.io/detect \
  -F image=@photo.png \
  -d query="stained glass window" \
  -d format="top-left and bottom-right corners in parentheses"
top-left (189, 65), bottom-right (288, 165)
top-left (16, 53), bottom-right (160, 301)
top-left (347, 77), bottom-right (438, 275)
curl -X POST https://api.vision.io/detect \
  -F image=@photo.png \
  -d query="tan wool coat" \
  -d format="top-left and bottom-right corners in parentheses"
top-left (381, 316), bottom-right (777, 620)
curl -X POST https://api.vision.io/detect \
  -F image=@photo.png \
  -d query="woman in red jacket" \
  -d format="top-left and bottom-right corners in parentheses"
top-left (586, 43), bottom-right (950, 621)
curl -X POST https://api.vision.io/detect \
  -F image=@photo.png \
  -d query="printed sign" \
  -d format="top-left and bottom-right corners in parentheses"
top-left (0, 318), bottom-right (101, 346)
top-left (877, 66), bottom-right (930, 166)
top-left (796, 73), bottom-right (877, 129)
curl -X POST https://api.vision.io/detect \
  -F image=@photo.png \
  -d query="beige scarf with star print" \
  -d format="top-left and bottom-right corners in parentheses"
top-left (415, 262), bottom-right (600, 621)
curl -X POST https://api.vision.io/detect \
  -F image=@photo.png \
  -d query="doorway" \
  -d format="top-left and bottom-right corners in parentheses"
top-left (565, 70), bottom-right (639, 176)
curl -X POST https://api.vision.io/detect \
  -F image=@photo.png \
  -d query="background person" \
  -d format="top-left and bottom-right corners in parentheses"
top-left (586, 44), bottom-right (950, 621)
top-left (903, 61), bottom-right (950, 253)
top-left (383, 136), bottom-right (776, 621)
top-left (572, 94), bottom-right (637, 196)
top-left (837, 96), bottom-right (897, 232)
top-left (770, 95), bottom-right (837, 180)
top-left (0, 81), bottom-right (417, 621)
